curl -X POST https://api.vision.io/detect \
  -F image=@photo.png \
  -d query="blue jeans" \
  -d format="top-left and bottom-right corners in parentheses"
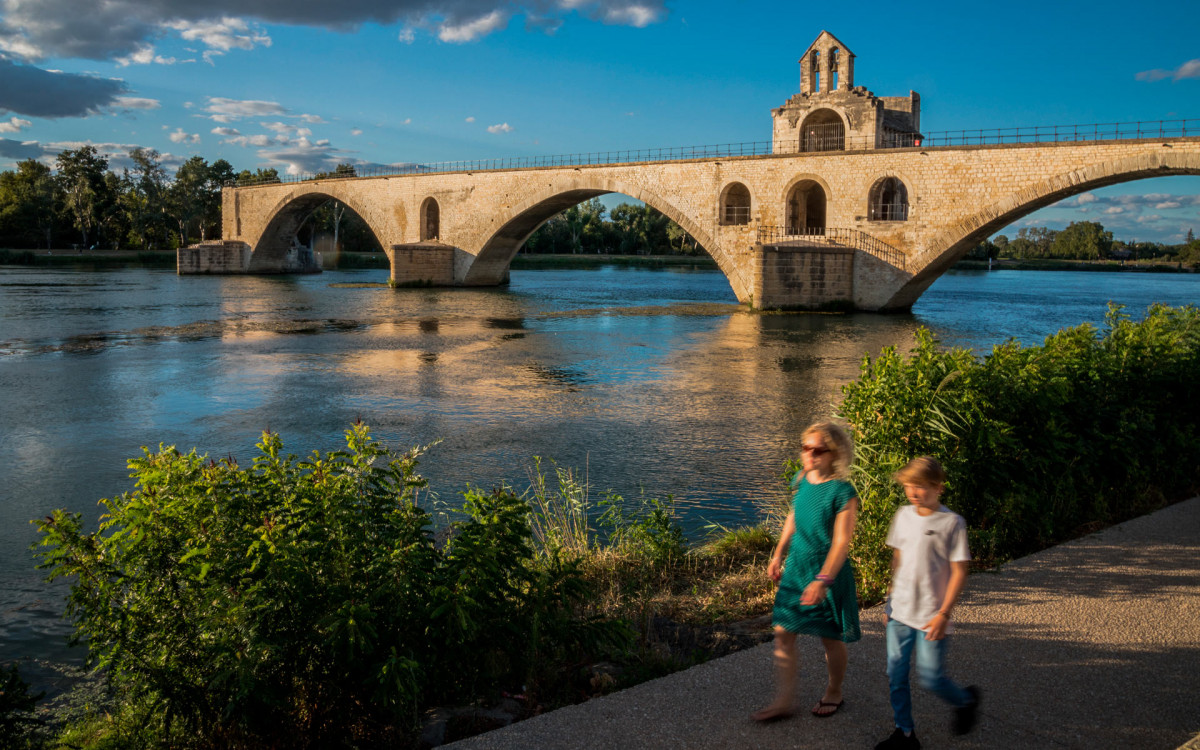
top-left (886, 618), bottom-right (971, 732)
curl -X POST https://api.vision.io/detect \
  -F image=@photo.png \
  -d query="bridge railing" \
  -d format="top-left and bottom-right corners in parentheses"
top-left (229, 117), bottom-right (1199, 187)
top-left (757, 226), bottom-right (907, 271)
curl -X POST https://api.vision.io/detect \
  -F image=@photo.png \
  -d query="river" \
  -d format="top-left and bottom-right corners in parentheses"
top-left (1, 264), bottom-right (1197, 671)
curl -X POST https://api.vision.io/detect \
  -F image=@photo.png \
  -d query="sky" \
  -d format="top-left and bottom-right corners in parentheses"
top-left (0, 0), bottom-right (1198, 242)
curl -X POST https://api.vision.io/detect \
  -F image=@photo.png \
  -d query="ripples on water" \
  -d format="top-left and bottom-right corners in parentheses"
top-left (1, 264), bottom-right (1197, 665)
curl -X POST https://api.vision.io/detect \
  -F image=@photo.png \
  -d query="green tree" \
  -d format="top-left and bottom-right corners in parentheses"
top-left (56, 145), bottom-right (109, 248)
top-left (122, 148), bottom-right (170, 250)
top-left (0, 159), bottom-right (60, 248)
top-left (1049, 221), bottom-right (1112, 260)
top-left (170, 156), bottom-right (211, 246)
top-left (202, 159), bottom-right (236, 241)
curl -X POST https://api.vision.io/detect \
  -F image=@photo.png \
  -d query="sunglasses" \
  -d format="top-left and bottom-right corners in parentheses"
top-left (801, 444), bottom-right (831, 457)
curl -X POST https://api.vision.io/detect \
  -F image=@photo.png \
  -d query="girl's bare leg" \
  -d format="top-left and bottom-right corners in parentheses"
top-left (814, 637), bottom-right (847, 715)
top-left (752, 627), bottom-right (798, 720)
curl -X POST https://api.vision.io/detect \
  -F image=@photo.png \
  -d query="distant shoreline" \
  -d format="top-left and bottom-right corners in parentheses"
top-left (953, 258), bottom-right (1196, 273)
top-left (4, 249), bottom-right (1192, 275)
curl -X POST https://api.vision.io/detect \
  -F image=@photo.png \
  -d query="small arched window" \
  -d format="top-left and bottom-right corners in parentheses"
top-left (720, 183), bottom-right (751, 226)
top-left (420, 197), bottom-right (440, 240)
top-left (868, 177), bottom-right (909, 221)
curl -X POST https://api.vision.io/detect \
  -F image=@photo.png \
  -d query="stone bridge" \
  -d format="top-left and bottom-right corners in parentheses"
top-left (211, 137), bottom-right (1200, 311)
top-left (203, 31), bottom-right (1200, 311)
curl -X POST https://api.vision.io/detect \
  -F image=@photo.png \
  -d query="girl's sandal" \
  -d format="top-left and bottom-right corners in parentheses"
top-left (811, 699), bottom-right (844, 717)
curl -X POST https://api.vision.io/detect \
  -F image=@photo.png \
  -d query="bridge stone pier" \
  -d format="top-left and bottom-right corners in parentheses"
top-left (211, 31), bottom-right (1200, 311)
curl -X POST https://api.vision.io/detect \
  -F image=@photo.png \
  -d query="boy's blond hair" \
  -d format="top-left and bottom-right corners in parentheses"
top-left (802, 421), bottom-right (854, 480)
top-left (894, 456), bottom-right (947, 486)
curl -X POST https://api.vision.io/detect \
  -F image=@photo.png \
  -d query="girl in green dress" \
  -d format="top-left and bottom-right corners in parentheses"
top-left (752, 421), bottom-right (861, 721)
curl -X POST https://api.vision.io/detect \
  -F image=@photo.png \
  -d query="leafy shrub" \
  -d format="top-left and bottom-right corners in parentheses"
top-left (35, 424), bottom-right (625, 748)
top-left (839, 304), bottom-right (1200, 600)
top-left (0, 663), bottom-right (45, 749)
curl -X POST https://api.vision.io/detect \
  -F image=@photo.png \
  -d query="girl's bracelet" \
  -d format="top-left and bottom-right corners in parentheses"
top-left (814, 573), bottom-right (834, 585)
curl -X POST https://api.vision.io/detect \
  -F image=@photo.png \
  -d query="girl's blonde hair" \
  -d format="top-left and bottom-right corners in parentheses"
top-left (894, 456), bottom-right (947, 486)
top-left (802, 421), bottom-right (854, 480)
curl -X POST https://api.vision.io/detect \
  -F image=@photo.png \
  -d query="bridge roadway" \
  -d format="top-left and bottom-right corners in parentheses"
top-left (218, 136), bottom-right (1200, 311)
top-left (445, 496), bottom-right (1200, 749)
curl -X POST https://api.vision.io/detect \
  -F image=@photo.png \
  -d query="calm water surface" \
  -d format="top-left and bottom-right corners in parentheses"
top-left (2, 264), bottom-right (1197, 669)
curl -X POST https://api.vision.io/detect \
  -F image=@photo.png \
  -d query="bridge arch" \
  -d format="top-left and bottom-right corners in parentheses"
top-left (250, 187), bottom-right (387, 271)
top-left (420, 197), bottom-right (440, 240)
top-left (867, 175), bottom-right (910, 221)
top-left (719, 181), bottom-right (753, 225)
top-left (783, 174), bottom-right (831, 234)
top-left (886, 149), bottom-right (1200, 310)
top-left (465, 177), bottom-right (739, 296)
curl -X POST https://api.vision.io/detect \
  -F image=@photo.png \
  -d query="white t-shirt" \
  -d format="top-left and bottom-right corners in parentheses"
top-left (885, 504), bottom-right (971, 632)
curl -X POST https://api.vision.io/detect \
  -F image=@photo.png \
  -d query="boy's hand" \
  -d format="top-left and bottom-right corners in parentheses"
top-left (767, 557), bottom-right (783, 583)
top-left (923, 613), bottom-right (949, 640)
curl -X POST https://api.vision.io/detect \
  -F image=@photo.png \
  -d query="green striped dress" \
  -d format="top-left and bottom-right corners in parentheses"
top-left (772, 474), bottom-right (861, 642)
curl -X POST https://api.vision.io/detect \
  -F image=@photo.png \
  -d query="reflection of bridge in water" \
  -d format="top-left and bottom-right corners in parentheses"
top-left (196, 30), bottom-right (1200, 311)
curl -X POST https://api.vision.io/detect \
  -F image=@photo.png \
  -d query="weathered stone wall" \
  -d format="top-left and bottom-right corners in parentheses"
top-left (389, 243), bottom-right (456, 286)
top-left (224, 137), bottom-right (1200, 310)
top-left (751, 246), bottom-right (853, 309)
top-left (177, 241), bottom-right (250, 274)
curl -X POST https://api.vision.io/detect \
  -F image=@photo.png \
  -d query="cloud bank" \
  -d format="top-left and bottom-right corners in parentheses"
top-left (0, 0), bottom-right (667, 61)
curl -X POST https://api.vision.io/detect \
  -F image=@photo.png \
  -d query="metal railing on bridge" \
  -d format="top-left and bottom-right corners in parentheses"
top-left (757, 226), bottom-right (907, 271)
top-left (230, 117), bottom-right (1199, 187)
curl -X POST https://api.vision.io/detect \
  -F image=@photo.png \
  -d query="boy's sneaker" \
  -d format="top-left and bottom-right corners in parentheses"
top-left (874, 727), bottom-right (921, 749)
top-left (953, 685), bottom-right (981, 735)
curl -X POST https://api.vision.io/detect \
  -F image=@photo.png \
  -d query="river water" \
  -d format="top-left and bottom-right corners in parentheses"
top-left (1, 264), bottom-right (1197, 670)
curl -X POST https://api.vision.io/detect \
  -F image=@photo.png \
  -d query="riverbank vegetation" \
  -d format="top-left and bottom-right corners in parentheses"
top-left (966, 221), bottom-right (1200, 267)
top-left (15, 303), bottom-right (1200, 748)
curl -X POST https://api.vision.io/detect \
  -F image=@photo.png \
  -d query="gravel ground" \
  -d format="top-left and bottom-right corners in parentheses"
top-left (448, 497), bottom-right (1200, 750)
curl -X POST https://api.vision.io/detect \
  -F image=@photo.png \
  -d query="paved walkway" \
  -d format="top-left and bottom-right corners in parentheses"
top-left (449, 497), bottom-right (1200, 749)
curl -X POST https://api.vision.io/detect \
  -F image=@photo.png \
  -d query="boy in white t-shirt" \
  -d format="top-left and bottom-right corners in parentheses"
top-left (874, 457), bottom-right (980, 750)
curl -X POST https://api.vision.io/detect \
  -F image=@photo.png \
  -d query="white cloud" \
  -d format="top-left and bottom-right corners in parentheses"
top-left (223, 134), bottom-right (273, 147)
top-left (398, 27), bottom-right (415, 44)
top-left (603, 4), bottom-right (660, 27)
top-left (114, 45), bottom-right (179, 66)
top-left (299, 114), bottom-right (324, 124)
top-left (465, 116), bottom-right (475, 123)
top-left (1155, 201), bottom-right (1182, 210)
top-left (487, 122), bottom-right (513, 133)
top-left (168, 127), bottom-right (200, 144)
top-left (1136, 58), bottom-right (1200, 82)
top-left (203, 97), bottom-right (287, 121)
top-left (350, 128), bottom-right (363, 136)
top-left (401, 117), bottom-right (411, 125)
top-left (166, 18), bottom-right (271, 54)
top-left (113, 96), bottom-right (161, 110)
top-left (439, 11), bottom-right (508, 42)
top-left (0, 117), bottom-right (33, 133)
top-left (211, 126), bottom-right (240, 136)
top-left (1136, 214), bottom-right (1163, 223)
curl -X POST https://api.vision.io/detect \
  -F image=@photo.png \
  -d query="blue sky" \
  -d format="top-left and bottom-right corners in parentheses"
top-left (1, 0), bottom-right (1197, 242)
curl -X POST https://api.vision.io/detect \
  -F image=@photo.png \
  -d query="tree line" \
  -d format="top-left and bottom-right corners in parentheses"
top-left (520, 197), bottom-right (705, 256)
top-left (967, 221), bottom-right (1200, 265)
top-left (0, 152), bottom-right (384, 254)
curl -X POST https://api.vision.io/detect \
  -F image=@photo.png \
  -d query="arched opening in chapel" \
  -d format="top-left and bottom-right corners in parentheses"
top-left (420, 197), bottom-right (441, 241)
top-left (868, 177), bottom-right (909, 221)
top-left (786, 180), bottom-right (827, 234)
top-left (800, 109), bottom-right (846, 152)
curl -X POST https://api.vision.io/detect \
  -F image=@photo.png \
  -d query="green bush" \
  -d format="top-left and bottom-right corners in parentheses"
top-left (0, 663), bottom-right (45, 749)
top-left (839, 304), bottom-right (1200, 600)
top-left (35, 424), bottom-right (625, 748)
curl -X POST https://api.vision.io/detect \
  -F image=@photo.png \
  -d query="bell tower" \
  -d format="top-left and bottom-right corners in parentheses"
top-left (774, 31), bottom-right (920, 152)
